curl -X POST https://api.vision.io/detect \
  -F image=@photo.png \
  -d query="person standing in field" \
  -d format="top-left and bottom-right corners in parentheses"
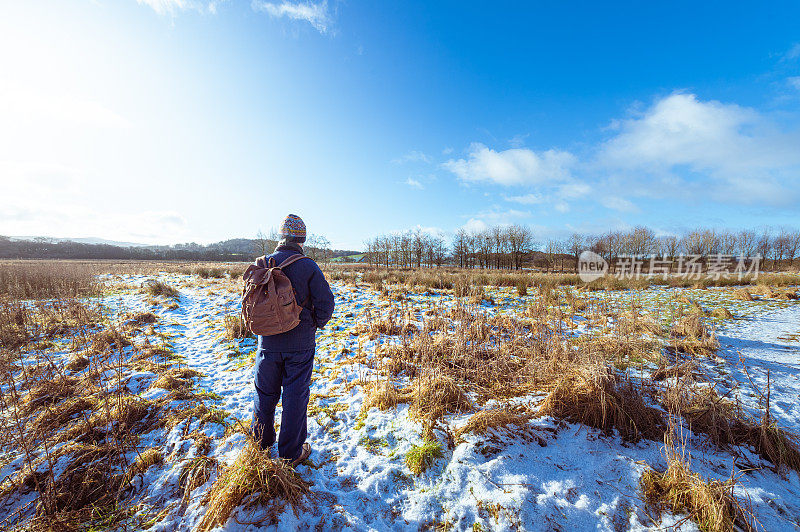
top-left (249, 214), bottom-right (335, 466)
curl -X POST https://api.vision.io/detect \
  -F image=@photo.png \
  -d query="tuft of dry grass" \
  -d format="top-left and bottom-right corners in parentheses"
top-left (197, 440), bottom-right (310, 531)
top-left (409, 373), bottom-right (473, 426)
top-left (537, 367), bottom-right (664, 442)
top-left (360, 375), bottom-right (472, 439)
top-left (122, 448), bottom-right (163, 486)
top-left (661, 384), bottom-right (800, 473)
top-left (709, 307), bottom-right (734, 319)
top-left (733, 289), bottom-right (754, 301)
top-left (670, 315), bottom-right (720, 356)
top-left (223, 314), bottom-right (253, 340)
top-left (65, 352), bottom-right (90, 372)
top-left (180, 456), bottom-right (218, 503)
top-left (21, 376), bottom-right (78, 416)
top-left (750, 284), bottom-right (776, 298)
top-left (453, 404), bottom-right (534, 442)
top-left (776, 289), bottom-right (798, 301)
top-left (90, 327), bottom-right (132, 354)
top-left (641, 431), bottom-right (755, 532)
top-left (126, 311), bottom-right (158, 326)
top-left (142, 279), bottom-right (180, 299)
top-left (150, 367), bottom-right (203, 392)
top-left (652, 361), bottom-right (697, 382)
top-left (361, 380), bottom-right (414, 412)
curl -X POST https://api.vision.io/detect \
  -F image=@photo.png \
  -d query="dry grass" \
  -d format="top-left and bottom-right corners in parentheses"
top-left (180, 456), bottom-right (218, 503)
top-left (453, 405), bottom-right (535, 442)
top-left (661, 384), bottom-right (800, 473)
top-left (670, 315), bottom-right (720, 356)
top-left (122, 448), bottom-right (163, 486)
top-left (0, 298), bottom-right (104, 352)
top-left (641, 430), bottom-right (755, 532)
top-left (328, 264), bottom-right (800, 292)
top-left (90, 327), bottom-right (132, 353)
top-left (223, 313), bottom-right (253, 340)
top-left (142, 279), bottom-right (180, 299)
top-left (355, 310), bottom-right (408, 338)
top-left (359, 375), bottom-right (472, 438)
top-left (65, 352), bottom-right (90, 372)
top-left (151, 367), bottom-right (203, 392)
top-left (0, 261), bottom-right (101, 300)
top-left (733, 289), bottom-right (755, 301)
top-left (197, 439), bottom-right (310, 531)
top-left (652, 361), bottom-right (697, 382)
top-left (709, 307), bottom-right (734, 319)
top-left (776, 289), bottom-right (798, 301)
top-left (409, 373), bottom-right (473, 429)
top-left (126, 311), bottom-right (158, 326)
top-left (361, 380), bottom-right (414, 411)
top-left (537, 367), bottom-right (664, 442)
top-left (377, 303), bottom-right (569, 401)
top-left (750, 284), bottom-right (776, 298)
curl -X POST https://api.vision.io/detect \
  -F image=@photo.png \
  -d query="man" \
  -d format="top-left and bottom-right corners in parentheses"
top-left (251, 214), bottom-right (335, 466)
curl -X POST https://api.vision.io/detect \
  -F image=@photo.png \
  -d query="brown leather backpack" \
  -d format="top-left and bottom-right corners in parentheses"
top-left (241, 254), bottom-right (311, 336)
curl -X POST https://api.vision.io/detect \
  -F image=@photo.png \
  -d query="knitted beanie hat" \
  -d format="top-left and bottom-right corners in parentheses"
top-left (280, 214), bottom-right (306, 243)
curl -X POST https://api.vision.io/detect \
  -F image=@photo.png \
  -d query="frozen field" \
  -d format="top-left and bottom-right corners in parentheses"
top-left (2, 273), bottom-right (800, 531)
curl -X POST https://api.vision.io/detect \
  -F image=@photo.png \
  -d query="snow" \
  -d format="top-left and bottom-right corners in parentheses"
top-left (4, 274), bottom-right (800, 531)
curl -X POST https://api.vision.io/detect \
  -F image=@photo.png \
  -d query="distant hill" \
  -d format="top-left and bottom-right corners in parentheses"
top-left (9, 236), bottom-right (153, 248)
top-left (0, 235), bottom-right (361, 261)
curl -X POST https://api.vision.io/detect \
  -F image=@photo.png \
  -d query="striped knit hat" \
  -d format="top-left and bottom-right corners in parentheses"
top-left (280, 214), bottom-right (306, 243)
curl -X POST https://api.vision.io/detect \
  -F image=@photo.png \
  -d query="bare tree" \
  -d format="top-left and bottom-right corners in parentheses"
top-left (737, 230), bottom-right (756, 258)
top-left (567, 233), bottom-right (584, 273)
top-left (787, 231), bottom-right (800, 269)
top-left (660, 236), bottom-right (680, 272)
top-left (254, 229), bottom-right (278, 256)
top-left (757, 230), bottom-right (773, 270)
top-left (507, 225), bottom-right (534, 270)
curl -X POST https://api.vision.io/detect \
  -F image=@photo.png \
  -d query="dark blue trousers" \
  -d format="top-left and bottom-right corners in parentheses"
top-left (252, 348), bottom-right (314, 461)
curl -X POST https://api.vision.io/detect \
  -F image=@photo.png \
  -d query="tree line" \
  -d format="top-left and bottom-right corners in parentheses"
top-left (365, 225), bottom-right (535, 270)
top-left (364, 226), bottom-right (800, 271)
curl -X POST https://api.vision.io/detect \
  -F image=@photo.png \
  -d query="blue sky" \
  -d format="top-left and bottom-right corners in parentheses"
top-left (1, 1), bottom-right (799, 249)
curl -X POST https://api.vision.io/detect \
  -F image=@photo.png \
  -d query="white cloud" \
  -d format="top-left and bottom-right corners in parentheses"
top-left (598, 92), bottom-right (800, 205)
top-left (252, 1), bottom-right (331, 34)
top-left (405, 177), bottom-right (424, 189)
top-left (786, 43), bottom-right (800, 61)
top-left (601, 196), bottom-right (639, 213)
top-left (557, 182), bottom-right (591, 199)
top-left (137, 0), bottom-right (225, 15)
top-left (461, 208), bottom-right (530, 231)
top-left (508, 133), bottom-right (529, 148)
top-left (504, 182), bottom-right (589, 212)
top-left (462, 218), bottom-right (488, 233)
top-left (554, 201), bottom-right (570, 213)
top-left (504, 193), bottom-right (545, 205)
top-left (789, 77), bottom-right (800, 91)
top-left (443, 143), bottom-right (575, 186)
top-left (393, 150), bottom-right (431, 164)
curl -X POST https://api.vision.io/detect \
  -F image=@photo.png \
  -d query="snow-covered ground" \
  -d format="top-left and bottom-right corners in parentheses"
top-left (5, 274), bottom-right (800, 531)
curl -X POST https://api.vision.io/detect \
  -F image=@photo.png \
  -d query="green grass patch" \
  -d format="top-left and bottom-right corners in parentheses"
top-left (405, 440), bottom-right (443, 476)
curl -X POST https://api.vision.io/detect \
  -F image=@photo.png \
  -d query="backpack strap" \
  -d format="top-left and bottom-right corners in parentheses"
top-left (278, 253), bottom-right (312, 269)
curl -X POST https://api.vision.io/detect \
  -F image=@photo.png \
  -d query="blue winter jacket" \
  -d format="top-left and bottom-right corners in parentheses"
top-left (256, 243), bottom-right (335, 352)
